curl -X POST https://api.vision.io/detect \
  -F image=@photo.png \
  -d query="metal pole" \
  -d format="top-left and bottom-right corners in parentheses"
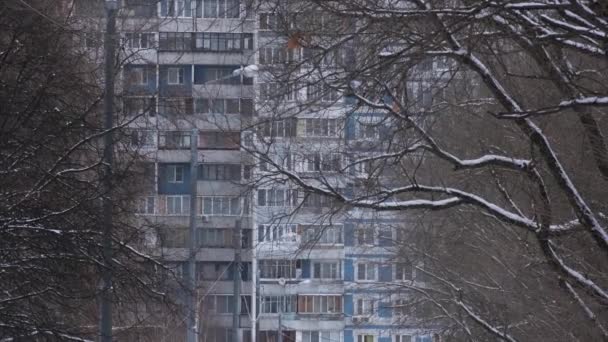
top-left (187, 128), bottom-right (199, 342)
top-left (278, 312), bottom-right (282, 342)
top-left (232, 220), bottom-right (242, 342)
top-left (100, 1), bottom-right (116, 341)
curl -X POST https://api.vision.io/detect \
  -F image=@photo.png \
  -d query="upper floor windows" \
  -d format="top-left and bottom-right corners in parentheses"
top-left (259, 118), bottom-right (297, 138)
top-left (304, 118), bottom-right (339, 137)
top-left (198, 163), bottom-right (241, 181)
top-left (159, 131), bottom-right (192, 149)
top-left (298, 295), bottom-right (342, 314)
top-left (125, 66), bottom-right (153, 86)
top-left (258, 259), bottom-right (297, 279)
top-left (159, 32), bottom-right (253, 52)
top-left (356, 262), bottom-right (377, 282)
top-left (167, 165), bottom-right (185, 183)
top-left (161, 0), bottom-right (240, 18)
top-left (258, 224), bottom-right (298, 243)
top-left (302, 331), bottom-right (341, 342)
top-left (257, 189), bottom-right (298, 207)
top-left (124, 32), bottom-right (155, 49)
top-left (301, 225), bottom-right (343, 245)
top-left (167, 67), bottom-right (185, 85)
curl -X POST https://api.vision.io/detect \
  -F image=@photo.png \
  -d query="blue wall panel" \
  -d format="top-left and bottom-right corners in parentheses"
top-left (159, 65), bottom-right (192, 97)
top-left (158, 163), bottom-right (190, 194)
top-left (300, 259), bottom-right (310, 279)
top-left (344, 330), bottom-right (353, 342)
top-left (344, 223), bottom-right (355, 246)
top-left (379, 264), bottom-right (392, 282)
top-left (344, 294), bottom-right (353, 316)
top-left (379, 337), bottom-right (391, 342)
top-left (378, 302), bottom-right (392, 318)
top-left (344, 259), bottom-right (354, 281)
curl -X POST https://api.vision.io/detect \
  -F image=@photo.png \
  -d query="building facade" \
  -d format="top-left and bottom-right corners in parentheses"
top-left (77, 1), bottom-right (436, 341)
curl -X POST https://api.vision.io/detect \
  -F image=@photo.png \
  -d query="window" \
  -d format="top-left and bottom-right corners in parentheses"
top-left (297, 295), bottom-right (342, 314)
top-left (159, 98), bottom-right (193, 116)
top-left (301, 225), bottom-right (343, 245)
top-left (312, 261), bottom-right (341, 280)
top-left (199, 196), bottom-right (241, 216)
top-left (356, 227), bottom-right (375, 246)
top-left (194, 32), bottom-right (253, 51)
top-left (257, 189), bottom-right (298, 207)
top-left (198, 164), bottom-right (241, 181)
top-left (357, 122), bottom-right (380, 140)
top-left (166, 195), bottom-right (190, 215)
top-left (128, 67), bottom-right (149, 86)
top-left (303, 153), bottom-right (341, 172)
top-left (356, 262), bottom-right (376, 281)
top-left (302, 331), bottom-right (341, 342)
top-left (259, 83), bottom-right (298, 101)
top-left (128, 129), bottom-right (155, 148)
top-left (125, 32), bottom-right (155, 49)
top-left (393, 298), bottom-right (409, 317)
top-left (258, 259), bottom-right (297, 279)
top-left (357, 335), bottom-right (374, 342)
top-left (195, 98), bottom-right (253, 115)
top-left (167, 67), bottom-right (185, 85)
top-left (306, 84), bottom-right (340, 102)
top-left (355, 298), bottom-right (375, 316)
top-left (260, 152), bottom-right (293, 172)
top-left (136, 196), bottom-right (156, 214)
top-left (302, 193), bottom-right (336, 208)
top-left (197, 228), bottom-right (232, 248)
top-left (167, 165), bottom-right (185, 183)
top-left (204, 295), bottom-right (235, 314)
top-left (258, 224), bottom-right (298, 243)
top-left (304, 119), bottom-right (339, 137)
top-left (395, 262), bottom-right (414, 281)
top-left (159, 131), bottom-right (192, 149)
top-left (395, 335), bottom-right (412, 342)
top-left (259, 119), bottom-right (297, 138)
top-left (198, 262), bottom-right (232, 281)
top-left (198, 131), bottom-right (240, 150)
top-left (124, 97), bottom-right (156, 116)
top-left (259, 47), bottom-right (299, 65)
top-left (205, 328), bottom-right (233, 342)
top-left (259, 13), bottom-right (276, 30)
top-left (259, 295), bottom-right (297, 314)
top-left (161, 0), bottom-right (199, 17)
top-left (159, 32), bottom-right (192, 51)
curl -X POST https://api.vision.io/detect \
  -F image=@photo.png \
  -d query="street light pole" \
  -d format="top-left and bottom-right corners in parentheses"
top-left (100, 1), bottom-right (117, 341)
top-left (187, 128), bottom-right (199, 342)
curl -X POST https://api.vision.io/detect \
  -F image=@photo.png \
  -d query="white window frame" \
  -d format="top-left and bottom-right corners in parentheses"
top-left (357, 334), bottom-right (375, 342)
top-left (166, 195), bottom-right (190, 215)
top-left (355, 297), bottom-right (375, 316)
top-left (302, 331), bottom-right (341, 342)
top-left (167, 165), bottom-right (184, 183)
top-left (304, 118), bottom-right (339, 137)
top-left (356, 227), bottom-right (375, 246)
top-left (356, 262), bottom-right (377, 282)
top-left (131, 67), bottom-right (149, 85)
top-left (137, 196), bottom-right (156, 215)
top-left (258, 224), bottom-right (298, 243)
top-left (256, 189), bottom-right (297, 207)
top-left (312, 261), bottom-right (342, 280)
top-left (302, 225), bottom-right (343, 245)
top-left (395, 335), bottom-right (412, 342)
top-left (199, 196), bottom-right (241, 216)
top-left (167, 67), bottom-right (185, 85)
top-left (395, 262), bottom-right (414, 281)
top-left (298, 295), bottom-right (342, 314)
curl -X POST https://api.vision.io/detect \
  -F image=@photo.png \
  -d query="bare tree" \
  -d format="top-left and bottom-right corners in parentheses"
top-left (245, 0), bottom-right (608, 340)
top-left (0, 1), bottom-right (181, 340)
